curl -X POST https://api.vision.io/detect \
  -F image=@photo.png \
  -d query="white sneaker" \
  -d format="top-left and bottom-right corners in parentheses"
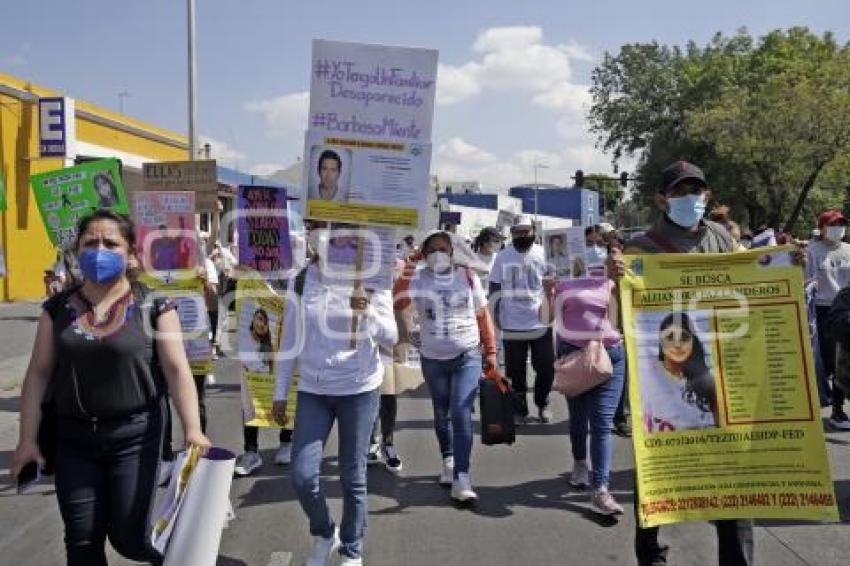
top-left (205, 374), bottom-right (216, 386)
top-left (592, 487), bottom-right (624, 515)
top-left (274, 442), bottom-right (292, 465)
top-left (234, 451), bottom-right (263, 476)
top-left (366, 442), bottom-right (382, 466)
top-left (157, 460), bottom-right (175, 487)
top-left (339, 556), bottom-right (363, 566)
top-left (450, 472), bottom-right (478, 503)
top-left (569, 460), bottom-right (590, 488)
top-left (438, 456), bottom-right (454, 486)
top-left (305, 527), bottom-right (340, 566)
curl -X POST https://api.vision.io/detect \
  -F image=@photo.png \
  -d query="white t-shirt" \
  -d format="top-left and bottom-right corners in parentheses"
top-left (641, 359), bottom-right (716, 433)
top-left (489, 244), bottom-right (550, 331)
top-left (203, 257), bottom-right (220, 286)
top-left (806, 239), bottom-right (850, 306)
top-left (410, 266), bottom-right (486, 360)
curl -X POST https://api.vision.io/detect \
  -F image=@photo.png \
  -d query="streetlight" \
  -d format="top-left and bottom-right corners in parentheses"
top-left (117, 91), bottom-right (131, 114)
top-left (187, 0), bottom-right (198, 160)
top-left (533, 161), bottom-right (549, 219)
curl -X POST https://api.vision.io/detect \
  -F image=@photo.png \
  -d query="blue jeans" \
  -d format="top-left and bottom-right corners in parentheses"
top-left (420, 350), bottom-right (481, 476)
top-left (558, 341), bottom-right (626, 489)
top-left (291, 389), bottom-right (379, 559)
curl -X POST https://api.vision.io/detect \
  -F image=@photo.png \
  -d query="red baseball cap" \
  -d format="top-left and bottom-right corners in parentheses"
top-left (818, 209), bottom-right (847, 228)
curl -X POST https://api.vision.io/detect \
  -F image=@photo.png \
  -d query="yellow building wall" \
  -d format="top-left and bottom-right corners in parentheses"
top-left (0, 73), bottom-right (188, 301)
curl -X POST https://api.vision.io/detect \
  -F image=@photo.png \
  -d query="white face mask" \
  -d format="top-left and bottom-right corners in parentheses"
top-left (426, 251), bottom-right (452, 273)
top-left (824, 226), bottom-right (846, 242)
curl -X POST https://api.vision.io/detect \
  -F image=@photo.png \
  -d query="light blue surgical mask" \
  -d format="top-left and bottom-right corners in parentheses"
top-left (585, 245), bottom-right (607, 265)
top-left (667, 194), bottom-right (707, 228)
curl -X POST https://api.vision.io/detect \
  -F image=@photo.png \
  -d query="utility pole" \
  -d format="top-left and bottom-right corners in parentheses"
top-left (533, 161), bottom-right (548, 219)
top-left (117, 91), bottom-right (131, 114)
top-left (187, 0), bottom-right (198, 160)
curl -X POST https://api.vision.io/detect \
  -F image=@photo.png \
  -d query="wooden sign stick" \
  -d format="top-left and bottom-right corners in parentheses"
top-left (349, 232), bottom-right (366, 349)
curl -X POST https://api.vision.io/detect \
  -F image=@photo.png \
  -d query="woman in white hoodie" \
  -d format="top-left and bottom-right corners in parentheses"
top-left (273, 225), bottom-right (398, 566)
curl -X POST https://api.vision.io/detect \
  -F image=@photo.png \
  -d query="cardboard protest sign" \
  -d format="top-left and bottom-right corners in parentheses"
top-left (317, 224), bottom-right (398, 290)
top-left (543, 227), bottom-right (586, 279)
top-left (131, 191), bottom-right (198, 274)
top-left (142, 160), bottom-right (218, 212)
top-left (141, 273), bottom-right (212, 375)
top-left (236, 274), bottom-right (298, 429)
top-left (304, 40), bottom-right (438, 228)
top-left (620, 247), bottom-right (838, 527)
top-left (236, 186), bottom-right (292, 275)
top-left (30, 159), bottom-right (128, 248)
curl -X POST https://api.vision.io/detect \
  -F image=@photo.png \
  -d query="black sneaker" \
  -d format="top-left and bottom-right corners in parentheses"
top-left (829, 409), bottom-right (850, 431)
top-left (612, 420), bottom-right (632, 437)
top-left (382, 444), bottom-right (403, 474)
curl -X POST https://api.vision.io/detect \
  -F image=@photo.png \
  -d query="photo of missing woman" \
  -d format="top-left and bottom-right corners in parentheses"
top-left (637, 311), bottom-right (719, 433)
top-left (239, 303), bottom-right (279, 374)
top-left (93, 171), bottom-right (120, 208)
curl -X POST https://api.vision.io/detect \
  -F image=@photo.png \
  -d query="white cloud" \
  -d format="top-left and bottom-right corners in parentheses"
top-left (199, 135), bottom-right (245, 166)
top-left (472, 26), bottom-right (542, 53)
top-left (250, 163), bottom-right (285, 177)
top-left (433, 26), bottom-right (637, 190)
top-left (244, 91), bottom-right (309, 138)
top-left (436, 26), bottom-right (588, 106)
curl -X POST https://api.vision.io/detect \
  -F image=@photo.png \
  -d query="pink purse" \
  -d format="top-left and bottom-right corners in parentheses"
top-left (553, 340), bottom-right (613, 397)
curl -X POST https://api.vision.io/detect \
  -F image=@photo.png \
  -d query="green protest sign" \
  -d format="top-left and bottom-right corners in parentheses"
top-left (30, 158), bottom-right (128, 248)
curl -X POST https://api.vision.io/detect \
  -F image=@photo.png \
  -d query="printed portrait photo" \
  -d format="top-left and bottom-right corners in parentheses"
top-left (635, 310), bottom-right (719, 434)
top-left (308, 146), bottom-right (352, 202)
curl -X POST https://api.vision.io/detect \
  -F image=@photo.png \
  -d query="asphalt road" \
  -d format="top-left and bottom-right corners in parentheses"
top-left (0, 305), bottom-right (848, 566)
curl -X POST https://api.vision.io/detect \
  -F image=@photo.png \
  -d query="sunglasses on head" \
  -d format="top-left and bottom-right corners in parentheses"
top-left (661, 329), bottom-right (693, 344)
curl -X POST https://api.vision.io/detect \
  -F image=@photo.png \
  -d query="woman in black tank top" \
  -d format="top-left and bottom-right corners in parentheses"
top-left (11, 210), bottom-right (210, 565)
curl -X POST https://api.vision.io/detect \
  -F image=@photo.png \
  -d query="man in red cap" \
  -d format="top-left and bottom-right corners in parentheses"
top-left (807, 209), bottom-right (850, 429)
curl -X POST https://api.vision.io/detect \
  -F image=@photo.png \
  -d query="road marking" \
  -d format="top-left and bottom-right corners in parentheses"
top-left (267, 551), bottom-right (293, 566)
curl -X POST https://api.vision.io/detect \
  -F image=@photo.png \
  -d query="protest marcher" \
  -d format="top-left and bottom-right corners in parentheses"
top-left (806, 209), bottom-right (850, 429)
top-left (393, 230), bottom-right (497, 503)
top-left (11, 209), bottom-right (210, 566)
top-left (620, 161), bottom-right (753, 566)
top-left (471, 226), bottom-right (504, 290)
top-left (541, 243), bottom-right (626, 515)
top-left (368, 259), bottom-right (409, 474)
top-left (272, 225), bottom-right (397, 566)
top-left (490, 214), bottom-right (556, 423)
top-left (709, 205), bottom-right (747, 251)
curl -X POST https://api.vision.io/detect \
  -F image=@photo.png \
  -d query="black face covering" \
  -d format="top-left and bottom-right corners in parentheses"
top-left (512, 236), bottom-right (535, 252)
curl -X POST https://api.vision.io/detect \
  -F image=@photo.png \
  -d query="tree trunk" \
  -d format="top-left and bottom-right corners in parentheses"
top-left (783, 162), bottom-right (828, 234)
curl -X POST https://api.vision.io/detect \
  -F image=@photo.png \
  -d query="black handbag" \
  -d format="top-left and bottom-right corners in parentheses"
top-left (478, 368), bottom-right (515, 446)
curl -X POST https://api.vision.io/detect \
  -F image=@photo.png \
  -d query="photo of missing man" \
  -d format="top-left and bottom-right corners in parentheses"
top-left (308, 146), bottom-right (352, 202)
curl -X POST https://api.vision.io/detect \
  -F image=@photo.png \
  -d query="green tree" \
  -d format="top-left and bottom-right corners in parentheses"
top-left (589, 28), bottom-right (850, 234)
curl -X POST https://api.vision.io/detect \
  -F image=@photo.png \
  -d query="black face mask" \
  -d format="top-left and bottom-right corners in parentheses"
top-left (512, 236), bottom-right (535, 251)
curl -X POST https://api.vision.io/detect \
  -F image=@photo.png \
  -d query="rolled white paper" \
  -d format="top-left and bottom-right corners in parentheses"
top-left (164, 447), bottom-right (236, 566)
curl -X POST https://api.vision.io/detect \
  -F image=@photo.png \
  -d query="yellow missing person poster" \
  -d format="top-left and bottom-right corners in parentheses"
top-left (236, 274), bottom-right (297, 429)
top-left (141, 272), bottom-right (213, 376)
top-left (620, 247), bottom-right (838, 527)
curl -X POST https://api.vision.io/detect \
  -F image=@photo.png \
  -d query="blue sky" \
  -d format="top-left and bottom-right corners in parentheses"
top-left (3, 0), bottom-right (847, 190)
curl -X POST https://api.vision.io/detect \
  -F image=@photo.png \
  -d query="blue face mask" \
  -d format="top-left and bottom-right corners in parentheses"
top-left (667, 194), bottom-right (707, 228)
top-left (78, 249), bottom-right (126, 283)
top-left (585, 245), bottom-right (607, 264)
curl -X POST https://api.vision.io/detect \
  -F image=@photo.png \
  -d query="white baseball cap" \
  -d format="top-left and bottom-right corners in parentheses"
top-left (511, 214), bottom-right (534, 230)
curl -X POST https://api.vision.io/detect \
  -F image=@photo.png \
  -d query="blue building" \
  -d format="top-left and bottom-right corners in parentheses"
top-left (508, 185), bottom-right (600, 226)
